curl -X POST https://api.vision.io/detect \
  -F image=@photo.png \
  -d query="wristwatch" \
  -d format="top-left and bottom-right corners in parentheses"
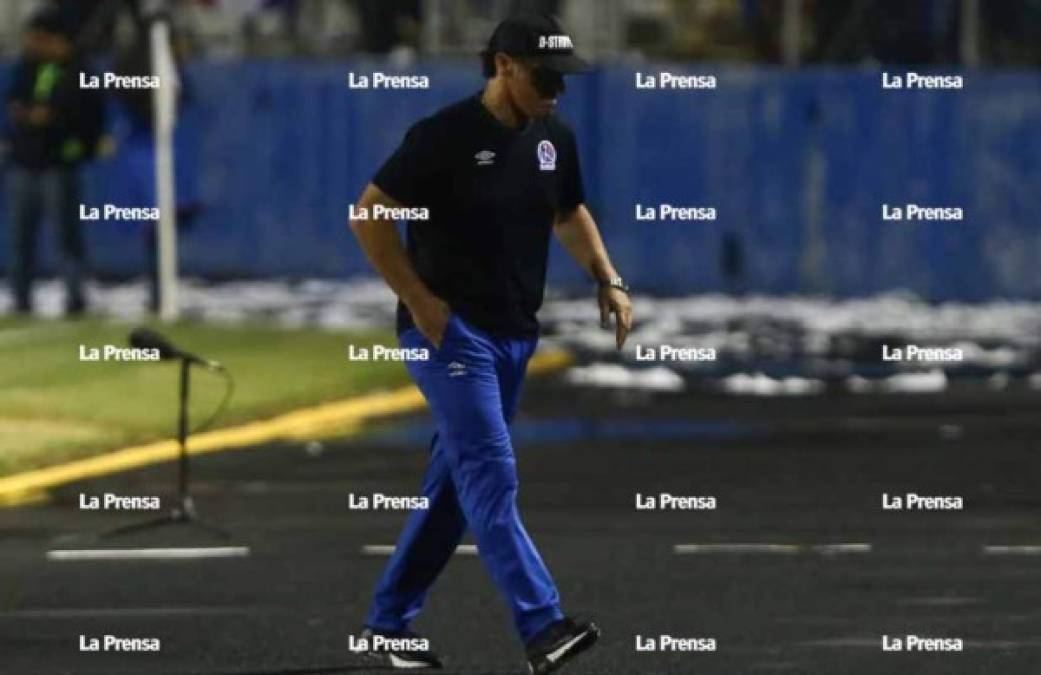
top-left (600, 276), bottom-right (630, 294)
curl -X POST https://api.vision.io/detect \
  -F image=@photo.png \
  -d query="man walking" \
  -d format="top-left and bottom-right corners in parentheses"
top-left (348, 13), bottom-right (632, 673)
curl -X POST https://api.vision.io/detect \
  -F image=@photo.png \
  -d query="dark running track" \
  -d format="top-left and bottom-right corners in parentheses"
top-left (2, 376), bottom-right (1040, 675)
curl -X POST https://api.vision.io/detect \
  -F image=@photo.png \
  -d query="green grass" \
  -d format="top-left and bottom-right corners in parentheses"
top-left (0, 317), bottom-right (409, 476)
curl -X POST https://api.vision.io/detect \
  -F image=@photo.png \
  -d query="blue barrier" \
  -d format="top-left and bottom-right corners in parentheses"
top-left (1, 61), bottom-right (1038, 299)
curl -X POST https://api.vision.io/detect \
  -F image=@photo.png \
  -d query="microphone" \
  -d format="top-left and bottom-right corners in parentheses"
top-left (129, 327), bottom-right (224, 370)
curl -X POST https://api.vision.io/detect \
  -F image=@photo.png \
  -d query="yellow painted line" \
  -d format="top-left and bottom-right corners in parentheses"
top-left (0, 349), bottom-right (573, 508)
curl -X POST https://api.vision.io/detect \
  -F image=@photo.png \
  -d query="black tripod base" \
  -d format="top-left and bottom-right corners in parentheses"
top-left (54, 496), bottom-right (231, 547)
top-left (97, 495), bottom-right (231, 541)
top-left (51, 356), bottom-right (237, 549)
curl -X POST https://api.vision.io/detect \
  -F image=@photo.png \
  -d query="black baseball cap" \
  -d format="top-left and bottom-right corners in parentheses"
top-left (483, 13), bottom-right (590, 73)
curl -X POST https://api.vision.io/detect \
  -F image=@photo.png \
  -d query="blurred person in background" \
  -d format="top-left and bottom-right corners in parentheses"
top-left (808, 0), bottom-right (959, 64)
top-left (982, 0), bottom-right (1041, 65)
top-left (51, 0), bottom-right (135, 56)
top-left (353, 0), bottom-right (421, 56)
top-left (4, 8), bottom-right (105, 315)
top-left (508, 1), bottom-right (563, 16)
top-left (667, 0), bottom-right (756, 61)
top-left (50, 0), bottom-right (114, 38)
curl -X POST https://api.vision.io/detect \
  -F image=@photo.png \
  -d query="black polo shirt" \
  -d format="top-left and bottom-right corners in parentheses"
top-left (372, 93), bottom-right (585, 338)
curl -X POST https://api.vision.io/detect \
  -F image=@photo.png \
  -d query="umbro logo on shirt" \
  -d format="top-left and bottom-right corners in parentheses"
top-left (447, 361), bottom-right (467, 377)
top-left (475, 150), bottom-right (496, 166)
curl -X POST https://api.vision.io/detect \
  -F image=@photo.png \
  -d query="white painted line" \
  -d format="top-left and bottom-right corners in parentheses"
top-left (983, 545), bottom-right (1041, 556)
top-left (675, 544), bottom-right (800, 554)
top-left (674, 543), bottom-right (871, 555)
top-left (811, 543), bottom-right (872, 555)
top-left (46, 547), bottom-right (250, 561)
top-left (361, 544), bottom-right (396, 556)
top-left (362, 544), bottom-right (478, 556)
top-left (801, 637), bottom-right (1040, 650)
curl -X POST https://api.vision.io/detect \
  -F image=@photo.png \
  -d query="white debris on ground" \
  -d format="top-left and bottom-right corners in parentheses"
top-left (539, 291), bottom-right (1041, 354)
top-left (564, 363), bottom-right (685, 391)
top-left (721, 372), bottom-right (827, 396)
top-left (538, 291), bottom-right (1041, 393)
top-left (4, 281), bottom-right (1040, 395)
top-left (845, 370), bottom-right (948, 394)
top-left (0, 278), bottom-right (398, 329)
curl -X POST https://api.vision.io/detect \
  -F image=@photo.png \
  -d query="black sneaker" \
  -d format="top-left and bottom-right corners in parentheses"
top-left (525, 617), bottom-right (600, 674)
top-left (358, 626), bottom-right (443, 669)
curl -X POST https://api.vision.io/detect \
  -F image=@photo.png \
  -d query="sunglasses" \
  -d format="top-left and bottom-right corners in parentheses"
top-left (520, 60), bottom-right (566, 98)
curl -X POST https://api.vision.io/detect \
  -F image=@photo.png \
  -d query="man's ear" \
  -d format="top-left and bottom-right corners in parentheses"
top-left (494, 52), bottom-right (513, 78)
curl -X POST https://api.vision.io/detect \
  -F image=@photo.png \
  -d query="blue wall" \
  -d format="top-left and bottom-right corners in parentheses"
top-left (1, 61), bottom-right (1038, 299)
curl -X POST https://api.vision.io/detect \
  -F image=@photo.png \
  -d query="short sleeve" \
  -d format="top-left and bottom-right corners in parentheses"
top-left (373, 120), bottom-right (438, 207)
top-left (557, 128), bottom-right (585, 214)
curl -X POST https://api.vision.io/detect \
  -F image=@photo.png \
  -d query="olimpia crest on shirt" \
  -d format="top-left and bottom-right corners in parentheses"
top-left (537, 140), bottom-right (557, 171)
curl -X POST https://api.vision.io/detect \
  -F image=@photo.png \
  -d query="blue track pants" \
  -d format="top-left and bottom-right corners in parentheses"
top-left (365, 314), bottom-right (563, 643)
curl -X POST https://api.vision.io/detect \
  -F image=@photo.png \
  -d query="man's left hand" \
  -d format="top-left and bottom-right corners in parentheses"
top-left (598, 286), bottom-right (632, 350)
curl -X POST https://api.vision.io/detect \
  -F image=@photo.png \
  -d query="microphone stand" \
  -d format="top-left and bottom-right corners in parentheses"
top-left (83, 358), bottom-right (230, 542)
